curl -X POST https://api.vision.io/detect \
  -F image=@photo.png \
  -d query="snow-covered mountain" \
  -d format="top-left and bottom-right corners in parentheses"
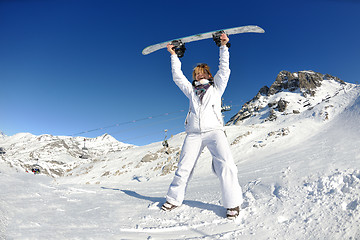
top-left (1, 70), bottom-right (359, 239)
top-left (0, 70), bottom-right (358, 183)
top-left (0, 133), bottom-right (133, 178)
top-left (227, 70), bottom-right (346, 125)
top-left (3, 70), bottom-right (354, 182)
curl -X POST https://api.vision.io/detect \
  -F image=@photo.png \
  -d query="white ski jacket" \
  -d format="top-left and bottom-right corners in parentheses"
top-left (171, 45), bottom-right (231, 133)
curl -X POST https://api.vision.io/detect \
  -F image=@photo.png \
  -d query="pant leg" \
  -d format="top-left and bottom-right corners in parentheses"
top-left (204, 130), bottom-right (243, 208)
top-left (166, 133), bottom-right (204, 206)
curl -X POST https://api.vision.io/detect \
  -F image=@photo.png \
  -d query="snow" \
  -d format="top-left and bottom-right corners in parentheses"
top-left (1, 79), bottom-right (360, 239)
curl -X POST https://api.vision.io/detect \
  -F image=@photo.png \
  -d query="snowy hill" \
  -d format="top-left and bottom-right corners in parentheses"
top-left (58, 70), bottom-right (359, 184)
top-left (1, 70), bottom-right (360, 239)
top-left (227, 70), bottom-right (346, 125)
top-left (0, 133), bottom-right (133, 178)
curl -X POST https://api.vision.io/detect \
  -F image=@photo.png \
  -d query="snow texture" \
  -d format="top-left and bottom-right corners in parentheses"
top-left (1, 76), bottom-right (360, 239)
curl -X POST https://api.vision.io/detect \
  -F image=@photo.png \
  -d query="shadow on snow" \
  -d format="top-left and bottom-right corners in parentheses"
top-left (101, 187), bottom-right (224, 217)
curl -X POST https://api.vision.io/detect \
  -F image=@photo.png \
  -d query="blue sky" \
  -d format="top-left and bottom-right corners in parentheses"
top-left (1, 0), bottom-right (359, 146)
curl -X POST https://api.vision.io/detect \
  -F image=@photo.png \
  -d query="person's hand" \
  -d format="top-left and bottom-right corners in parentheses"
top-left (220, 33), bottom-right (229, 46)
top-left (167, 43), bottom-right (176, 55)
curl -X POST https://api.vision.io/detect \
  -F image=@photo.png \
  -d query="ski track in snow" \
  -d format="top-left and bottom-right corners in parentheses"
top-left (1, 81), bottom-right (360, 239)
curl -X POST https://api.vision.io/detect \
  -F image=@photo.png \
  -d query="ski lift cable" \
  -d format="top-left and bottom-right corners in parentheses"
top-left (115, 103), bottom-right (243, 143)
top-left (120, 126), bottom-right (185, 142)
top-left (72, 109), bottom-right (186, 136)
top-left (71, 101), bottom-right (244, 137)
top-left (108, 116), bottom-right (184, 135)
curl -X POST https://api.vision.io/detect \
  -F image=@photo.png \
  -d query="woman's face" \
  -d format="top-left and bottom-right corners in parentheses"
top-left (195, 71), bottom-right (210, 81)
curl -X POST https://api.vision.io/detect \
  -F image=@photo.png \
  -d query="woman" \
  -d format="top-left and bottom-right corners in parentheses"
top-left (162, 34), bottom-right (243, 219)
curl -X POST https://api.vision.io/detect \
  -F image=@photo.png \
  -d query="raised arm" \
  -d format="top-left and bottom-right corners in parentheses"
top-left (167, 43), bottom-right (193, 99)
top-left (213, 33), bottom-right (231, 96)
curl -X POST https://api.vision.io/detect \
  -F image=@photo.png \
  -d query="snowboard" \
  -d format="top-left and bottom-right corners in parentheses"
top-left (142, 25), bottom-right (265, 57)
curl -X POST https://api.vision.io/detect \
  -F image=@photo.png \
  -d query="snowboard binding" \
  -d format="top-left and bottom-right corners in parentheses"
top-left (171, 40), bottom-right (186, 58)
top-left (212, 31), bottom-right (231, 48)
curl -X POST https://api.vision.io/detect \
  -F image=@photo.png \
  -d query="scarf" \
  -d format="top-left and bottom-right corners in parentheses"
top-left (194, 79), bottom-right (212, 102)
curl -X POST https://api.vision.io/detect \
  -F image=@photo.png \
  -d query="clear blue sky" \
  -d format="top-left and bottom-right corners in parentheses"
top-left (1, 0), bottom-right (359, 146)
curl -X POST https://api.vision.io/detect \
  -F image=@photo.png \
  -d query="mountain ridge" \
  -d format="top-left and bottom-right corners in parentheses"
top-left (1, 70), bottom-right (359, 239)
top-left (0, 70), bottom-right (359, 183)
top-left (227, 70), bottom-right (348, 125)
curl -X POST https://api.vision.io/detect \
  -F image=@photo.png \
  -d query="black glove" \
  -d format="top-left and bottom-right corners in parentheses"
top-left (212, 31), bottom-right (231, 48)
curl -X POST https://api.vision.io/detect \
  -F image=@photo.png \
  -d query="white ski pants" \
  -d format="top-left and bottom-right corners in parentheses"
top-left (166, 130), bottom-right (243, 208)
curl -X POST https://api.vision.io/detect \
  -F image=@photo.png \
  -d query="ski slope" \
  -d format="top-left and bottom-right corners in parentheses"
top-left (1, 80), bottom-right (360, 239)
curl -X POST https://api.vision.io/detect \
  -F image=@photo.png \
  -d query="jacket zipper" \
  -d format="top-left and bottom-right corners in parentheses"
top-left (199, 106), bottom-right (202, 131)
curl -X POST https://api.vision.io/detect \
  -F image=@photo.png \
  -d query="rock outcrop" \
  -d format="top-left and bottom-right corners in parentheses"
top-left (227, 70), bottom-right (345, 125)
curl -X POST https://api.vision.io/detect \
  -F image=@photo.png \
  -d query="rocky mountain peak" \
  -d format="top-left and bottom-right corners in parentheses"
top-left (265, 70), bottom-right (345, 97)
top-left (227, 70), bottom-right (347, 125)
